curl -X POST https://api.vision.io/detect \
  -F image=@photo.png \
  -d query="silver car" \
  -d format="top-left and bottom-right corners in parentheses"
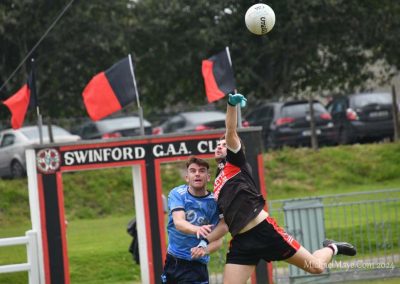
top-left (0, 125), bottom-right (81, 178)
top-left (73, 116), bottom-right (152, 140)
top-left (153, 111), bottom-right (227, 134)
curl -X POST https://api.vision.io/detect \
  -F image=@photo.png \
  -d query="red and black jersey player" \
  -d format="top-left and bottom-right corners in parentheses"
top-left (192, 93), bottom-right (357, 284)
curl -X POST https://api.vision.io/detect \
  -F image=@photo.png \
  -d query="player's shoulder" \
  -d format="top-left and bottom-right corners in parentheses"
top-left (169, 184), bottom-right (188, 196)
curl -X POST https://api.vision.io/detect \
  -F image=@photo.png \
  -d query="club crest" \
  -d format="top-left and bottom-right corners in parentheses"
top-left (36, 148), bottom-right (61, 174)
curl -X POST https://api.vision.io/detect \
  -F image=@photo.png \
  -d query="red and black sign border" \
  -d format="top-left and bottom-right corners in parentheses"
top-left (31, 129), bottom-right (272, 284)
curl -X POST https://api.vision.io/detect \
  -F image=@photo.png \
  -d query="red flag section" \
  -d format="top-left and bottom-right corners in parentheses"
top-left (202, 49), bottom-right (236, 103)
top-left (3, 84), bottom-right (31, 129)
top-left (2, 68), bottom-right (37, 129)
top-left (83, 57), bottom-right (137, 121)
top-left (202, 60), bottom-right (225, 103)
top-left (82, 72), bottom-right (122, 121)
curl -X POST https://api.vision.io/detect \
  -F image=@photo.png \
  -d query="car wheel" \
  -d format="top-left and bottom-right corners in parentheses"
top-left (10, 160), bottom-right (25, 179)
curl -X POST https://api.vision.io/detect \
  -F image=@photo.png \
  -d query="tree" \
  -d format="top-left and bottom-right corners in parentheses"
top-left (0, 0), bottom-right (132, 121)
top-left (1, 0), bottom-right (400, 125)
top-left (128, 0), bottom-right (400, 109)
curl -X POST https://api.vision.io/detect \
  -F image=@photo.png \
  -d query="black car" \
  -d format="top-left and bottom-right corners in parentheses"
top-left (245, 100), bottom-right (336, 149)
top-left (326, 93), bottom-right (394, 144)
top-left (73, 116), bottom-right (152, 140)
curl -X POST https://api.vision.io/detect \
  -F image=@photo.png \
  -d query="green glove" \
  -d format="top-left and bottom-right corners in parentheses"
top-left (228, 93), bottom-right (247, 108)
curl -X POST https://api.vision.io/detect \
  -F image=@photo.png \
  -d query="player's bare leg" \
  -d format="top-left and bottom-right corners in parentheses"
top-left (286, 240), bottom-right (357, 274)
top-left (223, 263), bottom-right (255, 284)
top-left (285, 246), bottom-right (332, 274)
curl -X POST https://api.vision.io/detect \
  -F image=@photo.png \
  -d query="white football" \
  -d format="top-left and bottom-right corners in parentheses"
top-left (245, 3), bottom-right (276, 35)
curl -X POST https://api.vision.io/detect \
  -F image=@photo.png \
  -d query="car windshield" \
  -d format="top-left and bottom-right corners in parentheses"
top-left (21, 126), bottom-right (71, 139)
top-left (97, 117), bottom-right (150, 132)
top-left (351, 93), bottom-right (392, 108)
top-left (281, 103), bottom-right (326, 117)
top-left (183, 112), bottom-right (226, 124)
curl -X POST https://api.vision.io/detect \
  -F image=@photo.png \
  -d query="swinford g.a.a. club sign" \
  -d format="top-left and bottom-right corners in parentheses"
top-left (62, 139), bottom-right (217, 167)
top-left (26, 128), bottom-right (271, 284)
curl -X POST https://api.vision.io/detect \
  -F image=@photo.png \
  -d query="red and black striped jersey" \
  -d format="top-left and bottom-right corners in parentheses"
top-left (214, 145), bottom-right (265, 236)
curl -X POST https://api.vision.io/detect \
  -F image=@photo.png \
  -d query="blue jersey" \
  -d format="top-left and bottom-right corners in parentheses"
top-left (167, 184), bottom-right (219, 264)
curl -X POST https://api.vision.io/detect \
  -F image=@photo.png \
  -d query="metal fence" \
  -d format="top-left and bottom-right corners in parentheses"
top-left (0, 230), bottom-right (40, 284)
top-left (209, 189), bottom-right (400, 283)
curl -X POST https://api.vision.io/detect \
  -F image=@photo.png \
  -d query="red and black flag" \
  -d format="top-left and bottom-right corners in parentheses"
top-left (201, 48), bottom-right (236, 103)
top-left (83, 56), bottom-right (137, 121)
top-left (2, 70), bottom-right (37, 129)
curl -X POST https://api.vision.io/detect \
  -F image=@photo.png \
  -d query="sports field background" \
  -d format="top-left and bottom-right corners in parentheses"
top-left (1, 142), bottom-right (399, 283)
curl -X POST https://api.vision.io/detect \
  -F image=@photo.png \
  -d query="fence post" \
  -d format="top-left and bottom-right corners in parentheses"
top-left (27, 230), bottom-right (40, 284)
top-left (283, 198), bottom-right (328, 283)
top-left (392, 85), bottom-right (400, 141)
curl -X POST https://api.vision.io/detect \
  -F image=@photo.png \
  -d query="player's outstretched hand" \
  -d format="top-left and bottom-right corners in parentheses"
top-left (196, 224), bottom-right (213, 239)
top-left (228, 93), bottom-right (247, 108)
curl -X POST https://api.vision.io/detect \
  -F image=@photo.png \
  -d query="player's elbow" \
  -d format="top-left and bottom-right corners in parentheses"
top-left (175, 223), bottom-right (183, 232)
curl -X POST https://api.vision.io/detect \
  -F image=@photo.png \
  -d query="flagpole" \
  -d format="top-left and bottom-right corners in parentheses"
top-left (37, 110), bottom-right (43, 144)
top-left (225, 46), bottom-right (242, 128)
top-left (0, 0), bottom-right (76, 93)
top-left (31, 58), bottom-right (44, 144)
top-left (128, 54), bottom-right (145, 136)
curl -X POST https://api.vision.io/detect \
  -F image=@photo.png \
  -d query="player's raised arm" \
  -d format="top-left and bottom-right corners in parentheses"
top-left (225, 93), bottom-right (247, 150)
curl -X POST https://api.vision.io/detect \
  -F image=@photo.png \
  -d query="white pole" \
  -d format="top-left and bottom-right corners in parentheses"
top-left (225, 46), bottom-right (232, 66)
top-left (132, 165), bottom-right (149, 284)
top-left (37, 108), bottom-right (43, 144)
top-left (27, 230), bottom-right (40, 284)
top-left (26, 149), bottom-right (45, 283)
top-left (128, 54), bottom-right (145, 136)
top-left (225, 47), bottom-right (242, 128)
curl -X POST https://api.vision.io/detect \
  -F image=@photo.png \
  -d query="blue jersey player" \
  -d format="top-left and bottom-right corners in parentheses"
top-left (162, 156), bottom-right (224, 284)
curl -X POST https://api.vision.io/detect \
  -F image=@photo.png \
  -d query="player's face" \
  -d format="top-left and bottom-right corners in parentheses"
top-left (215, 139), bottom-right (227, 159)
top-left (186, 163), bottom-right (210, 190)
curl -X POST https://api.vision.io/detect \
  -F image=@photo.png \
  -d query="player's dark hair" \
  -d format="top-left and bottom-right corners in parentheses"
top-left (186, 156), bottom-right (209, 170)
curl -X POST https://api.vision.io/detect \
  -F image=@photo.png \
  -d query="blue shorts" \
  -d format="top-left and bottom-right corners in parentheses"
top-left (161, 253), bottom-right (209, 284)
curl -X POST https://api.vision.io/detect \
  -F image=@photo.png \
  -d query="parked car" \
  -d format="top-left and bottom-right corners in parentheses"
top-left (73, 116), bottom-right (152, 140)
top-left (152, 111), bottom-right (226, 134)
top-left (245, 100), bottom-right (336, 149)
top-left (0, 125), bottom-right (81, 178)
top-left (152, 111), bottom-right (249, 134)
top-left (326, 92), bottom-right (394, 144)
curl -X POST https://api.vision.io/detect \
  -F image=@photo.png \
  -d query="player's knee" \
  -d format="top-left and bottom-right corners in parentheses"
top-left (306, 266), bottom-right (325, 274)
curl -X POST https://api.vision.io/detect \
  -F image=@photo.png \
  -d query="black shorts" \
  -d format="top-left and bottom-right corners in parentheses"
top-left (161, 253), bottom-right (209, 284)
top-left (226, 216), bottom-right (301, 265)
